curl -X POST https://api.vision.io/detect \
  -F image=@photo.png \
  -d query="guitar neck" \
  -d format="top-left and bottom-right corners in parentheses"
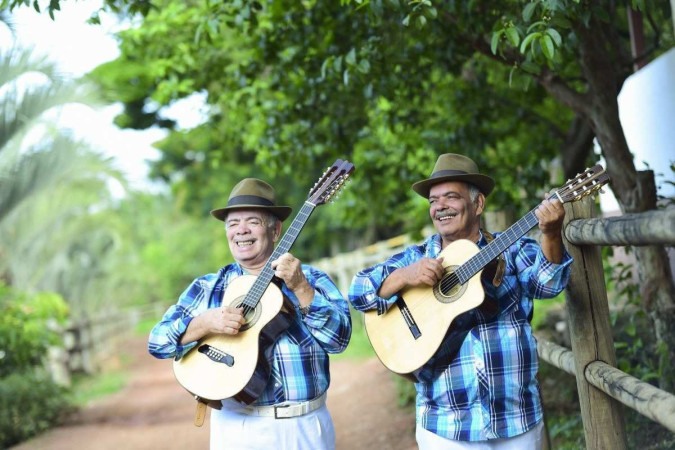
top-left (455, 209), bottom-right (540, 283)
top-left (241, 201), bottom-right (317, 308)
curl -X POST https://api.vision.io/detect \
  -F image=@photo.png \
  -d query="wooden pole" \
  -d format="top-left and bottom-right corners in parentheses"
top-left (562, 196), bottom-right (627, 449)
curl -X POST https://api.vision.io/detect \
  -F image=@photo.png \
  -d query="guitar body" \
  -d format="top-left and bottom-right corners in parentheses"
top-left (364, 239), bottom-right (485, 375)
top-left (173, 275), bottom-right (291, 402)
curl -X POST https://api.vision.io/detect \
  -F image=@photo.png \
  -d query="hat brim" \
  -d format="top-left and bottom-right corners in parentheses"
top-left (412, 174), bottom-right (495, 198)
top-left (210, 204), bottom-right (293, 222)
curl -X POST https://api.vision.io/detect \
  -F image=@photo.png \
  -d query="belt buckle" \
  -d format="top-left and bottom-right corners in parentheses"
top-left (274, 404), bottom-right (291, 419)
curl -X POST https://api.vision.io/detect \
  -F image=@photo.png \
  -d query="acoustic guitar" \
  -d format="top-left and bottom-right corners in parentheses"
top-left (173, 159), bottom-right (355, 403)
top-left (364, 164), bottom-right (610, 376)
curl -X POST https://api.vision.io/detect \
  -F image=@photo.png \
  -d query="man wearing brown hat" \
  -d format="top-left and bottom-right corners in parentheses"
top-left (349, 154), bottom-right (572, 449)
top-left (149, 178), bottom-right (352, 450)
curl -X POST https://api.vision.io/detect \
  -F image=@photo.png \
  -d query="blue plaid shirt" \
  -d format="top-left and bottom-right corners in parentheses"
top-left (149, 262), bottom-right (351, 406)
top-left (348, 232), bottom-right (572, 441)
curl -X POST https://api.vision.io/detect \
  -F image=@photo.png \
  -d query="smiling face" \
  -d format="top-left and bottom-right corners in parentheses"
top-left (428, 181), bottom-right (484, 247)
top-left (225, 209), bottom-right (281, 273)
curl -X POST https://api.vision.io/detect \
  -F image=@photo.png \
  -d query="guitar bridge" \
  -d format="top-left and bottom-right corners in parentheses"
top-left (396, 297), bottom-right (422, 339)
top-left (198, 344), bottom-right (235, 366)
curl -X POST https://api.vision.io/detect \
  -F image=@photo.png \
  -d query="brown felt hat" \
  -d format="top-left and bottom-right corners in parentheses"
top-left (412, 153), bottom-right (495, 197)
top-left (210, 178), bottom-right (293, 222)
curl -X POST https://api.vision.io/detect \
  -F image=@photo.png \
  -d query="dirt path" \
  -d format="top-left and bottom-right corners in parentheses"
top-left (12, 337), bottom-right (417, 450)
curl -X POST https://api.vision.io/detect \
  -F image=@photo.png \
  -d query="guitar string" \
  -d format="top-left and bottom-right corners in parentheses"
top-left (241, 201), bottom-right (315, 311)
top-left (238, 172), bottom-right (350, 311)
top-left (433, 172), bottom-right (601, 295)
top-left (237, 170), bottom-right (355, 314)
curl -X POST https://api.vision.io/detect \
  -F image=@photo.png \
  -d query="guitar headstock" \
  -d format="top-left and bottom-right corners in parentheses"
top-left (555, 164), bottom-right (610, 203)
top-left (308, 159), bottom-right (355, 206)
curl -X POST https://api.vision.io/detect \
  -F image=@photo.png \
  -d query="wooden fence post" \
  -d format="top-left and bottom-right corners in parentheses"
top-left (562, 196), bottom-right (627, 449)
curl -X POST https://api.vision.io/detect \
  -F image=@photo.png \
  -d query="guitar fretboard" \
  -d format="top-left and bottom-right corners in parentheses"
top-left (455, 209), bottom-right (540, 284)
top-left (241, 201), bottom-right (316, 309)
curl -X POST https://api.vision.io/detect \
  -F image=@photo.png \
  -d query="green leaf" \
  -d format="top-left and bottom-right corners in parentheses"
top-left (346, 48), bottom-right (357, 66)
top-left (505, 27), bottom-right (520, 47)
top-left (626, 322), bottom-right (636, 337)
top-left (540, 34), bottom-right (555, 60)
top-left (491, 31), bottom-right (502, 55)
top-left (522, 2), bottom-right (537, 22)
top-left (320, 58), bottom-right (331, 79)
top-left (546, 28), bottom-right (562, 47)
top-left (526, 20), bottom-right (546, 33)
top-left (520, 32), bottom-right (538, 53)
top-left (357, 59), bottom-right (371, 74)
top-left (333, 55), bottom-right (343, 72)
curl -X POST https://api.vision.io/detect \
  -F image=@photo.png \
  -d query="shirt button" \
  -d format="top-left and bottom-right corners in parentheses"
top-left (275, 383), bottom-right (281, 387)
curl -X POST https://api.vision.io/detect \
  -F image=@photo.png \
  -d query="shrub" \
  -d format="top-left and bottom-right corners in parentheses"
top-left (0, 284), bottom-right (72, 447)
top-left (0, 284), bottom-right (69, 377)
top-left (0, 369), bottom-right (72, 448)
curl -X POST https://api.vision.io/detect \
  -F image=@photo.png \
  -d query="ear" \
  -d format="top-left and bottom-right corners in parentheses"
top-left (474, 193), bottom-right (485, 215)
top-left (273, 221), bottom-right (283, 241)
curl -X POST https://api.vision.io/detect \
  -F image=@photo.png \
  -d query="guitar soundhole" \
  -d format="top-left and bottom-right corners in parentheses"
top-left (228, 296), bottom-right (261, 331)
top-left (433, 268), bottom-right (467, 304)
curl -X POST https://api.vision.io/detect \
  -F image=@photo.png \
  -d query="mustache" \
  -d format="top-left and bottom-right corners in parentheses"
top-left (434, 209), bottom-right (458, 220)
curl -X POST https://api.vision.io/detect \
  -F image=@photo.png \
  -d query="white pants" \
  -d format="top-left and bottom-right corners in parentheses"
top-left (416, 420), bottom-right (545, 450)
top-left (210, 403), bottom-right (335, 450)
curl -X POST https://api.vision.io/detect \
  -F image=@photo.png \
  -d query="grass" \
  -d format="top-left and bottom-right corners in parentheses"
top-left (334, 311), bottom-right (376, 360)
top-left (135, 317), bottom-right (158, 336)
top-left (67, 318), bottom-right (155, 407)
top-left (69, 370), bottom-right (128, 407)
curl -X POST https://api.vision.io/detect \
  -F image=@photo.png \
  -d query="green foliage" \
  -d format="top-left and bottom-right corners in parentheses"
top-left (87, 0), bottom-right (598, 261)
top-left (0, 369), bottom-right (72, 448)
top-left (70, 371), bottom-right (128, 407)
top-left (1, 0), bottom-right (154, 20)
top-left (607, 258), bottom-right (666, 384)
top-left (112, 191), bottom-right (232, 306)
top-left (333, 310), bottom-right (375, 360)
top-left (0, 285), bottom-right (70, 445)
top-left (0, 38), bottom-right (137, 319)
top-left (624, 407), bottom-right (675, 450)
top-left (393, 375), bottom-right (417, 408)
top-left (0, 283), bottom-right (69, 377)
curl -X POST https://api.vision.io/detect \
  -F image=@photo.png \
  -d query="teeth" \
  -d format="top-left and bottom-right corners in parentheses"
top-left (236, 241), bottom-right (254, 247)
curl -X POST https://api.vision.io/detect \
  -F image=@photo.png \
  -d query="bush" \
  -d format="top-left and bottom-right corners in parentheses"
top-left (0, 283), bottom-right (72, 447)
top-left (0, 284), bottom-right (69, 376)
top-left (0, 370), bottom-right (72, 448)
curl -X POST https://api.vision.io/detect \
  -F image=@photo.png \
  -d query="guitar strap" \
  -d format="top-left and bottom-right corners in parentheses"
top-left (481, 229), bottom-right (505, 288)
top-left (474, 229), bottom-right (505, 319)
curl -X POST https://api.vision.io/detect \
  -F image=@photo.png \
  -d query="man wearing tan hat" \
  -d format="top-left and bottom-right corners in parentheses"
top-left (149, 178), bottom-right (351, 450)
top-left (349, 154), bottom-right (572, 449)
